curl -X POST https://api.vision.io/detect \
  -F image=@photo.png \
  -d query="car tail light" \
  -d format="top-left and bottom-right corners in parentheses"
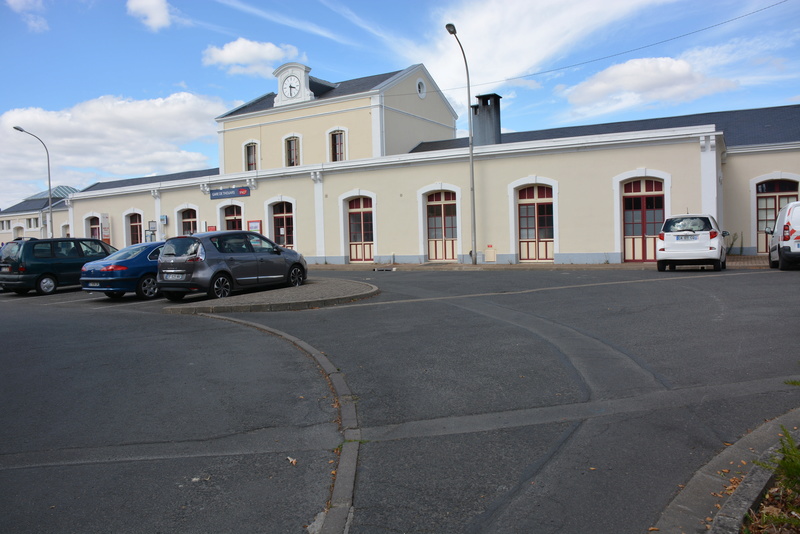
top-left (782, 224), bottom-right (791, 242)
top-left (658, 232), bottom-right (665, 241)
top-left (18, 263), bottom-right (25, 273)
top-left (100, 264), bottom-right (128, 272)
top-left (709, 230), bottom-right (718, 239)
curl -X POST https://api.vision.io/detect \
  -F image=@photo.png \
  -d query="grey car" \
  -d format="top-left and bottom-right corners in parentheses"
top-left (156, 231), bottom-right (307, 301)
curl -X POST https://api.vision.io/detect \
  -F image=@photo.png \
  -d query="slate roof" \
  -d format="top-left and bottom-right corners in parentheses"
top-left (217, 69), bottom-right (405, 119)
top-left (80, 168), bottom-right (219, 193)
top-left (410, 104), bottom-right (800, 153)
top-left (2, 197), bottom-right (69, 215)
top-left (27, 185), bottom-right (79, 199)
top-left (2, 186), bottom-right (78, 214)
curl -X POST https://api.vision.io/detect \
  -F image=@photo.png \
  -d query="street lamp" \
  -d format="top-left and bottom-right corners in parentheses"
top-left (446, 23), bottom-right (477, 264)
top-left (14, 126), bottom-right (54, 238)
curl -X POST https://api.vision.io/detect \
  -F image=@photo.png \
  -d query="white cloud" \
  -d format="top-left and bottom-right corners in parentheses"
top-left (393, 0), bottom-right (674, 117)
top-left (1, 93), bottom-right (229, 210)
top-left (214, 0), bottom-right (355, 45)
top-left (126, 0), bottom-right (172, 32)
top-left (558, 31), bottom-right (800, 121)
top-left (563, 57), bottom-right (737, 118)
top-left (6, 0), bottom-right (49, 32)
top-left (202, 38), bottom-right (302, 78)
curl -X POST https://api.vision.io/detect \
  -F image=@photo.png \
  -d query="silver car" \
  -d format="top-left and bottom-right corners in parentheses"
top-left (157, 231), bottom-right (307, 301)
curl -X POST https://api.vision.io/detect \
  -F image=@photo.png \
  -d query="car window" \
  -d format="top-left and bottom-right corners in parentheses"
top-left (162, 237), bottom-right (199, 256)
top-left (247, 234), bottom-right (275, 253)
top-left (663, 217), bottom-right (712, 232)
top-left (147, 245), bottom-right (164, 261)
top-left (105, 245), bottom-right (147, 262)
top-left (56, 241), bottom-right (79, 258)
top-left (79, 240), bottom-right (108, 258)
top-left (0, 242), bottom-right (21, 262)
top-left (218, 235), bottom-right (251, 254)
top-left (32, 242), bottom-right (54, 258)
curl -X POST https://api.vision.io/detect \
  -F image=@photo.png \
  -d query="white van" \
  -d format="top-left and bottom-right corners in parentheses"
top-left (765, 200), bottom-right (800, 270)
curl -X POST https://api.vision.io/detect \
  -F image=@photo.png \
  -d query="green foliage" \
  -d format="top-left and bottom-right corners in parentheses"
top-left (758, 426), bottom-right (800, 495)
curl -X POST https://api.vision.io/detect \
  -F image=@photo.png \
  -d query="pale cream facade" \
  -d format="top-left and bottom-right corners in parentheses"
top-left (6, 63), bottom-right (799, 264)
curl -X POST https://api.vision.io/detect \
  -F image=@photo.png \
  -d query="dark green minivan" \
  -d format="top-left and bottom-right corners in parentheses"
top-left (0, 238), bottom-right (116, 295)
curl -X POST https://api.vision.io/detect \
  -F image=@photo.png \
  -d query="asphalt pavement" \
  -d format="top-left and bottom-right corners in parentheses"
top-left (160, 255), bottom-right (788, 534)
top-left (3, 254), bottom-right (791, 534)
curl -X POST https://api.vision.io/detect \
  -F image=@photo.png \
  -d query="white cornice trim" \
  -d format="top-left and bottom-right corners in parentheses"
top-left (726, 142), bottom-right (800, 154)
top-left (69, 125), bottom-right (728, 200)
top-left (216, 91), bottom-right (378, 125)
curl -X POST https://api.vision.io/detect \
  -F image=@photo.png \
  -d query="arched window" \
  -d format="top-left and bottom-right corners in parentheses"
top-left (181, 209), bottom-right (197, 235)
top-left (245, 143), bottom-right (258, 171)
top-left (518, 185), bottom-right (554, 262)
top-left (426, 191), bottom-right (457, 261)
top-left (756, 179), bottom-right (798, 253)
top-left (88, 216), bottom-right (101, 240)
top-left (622, 179), bottom-right (664, 262)
top-left (348, 197), bottom-right (373, 261)
top-left (224, 205), bottom-right (242, 230)
top-left (285, 136), bottom-right (300, 167)
top-left (128, 213), bottom-right (142, 245)
top-left (272, 202), bottom-right (294, 248)
top-left (330, 130), bottom-right (345, 162)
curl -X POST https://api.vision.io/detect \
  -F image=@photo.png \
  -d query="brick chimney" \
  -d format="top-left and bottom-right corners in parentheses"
top-left (472, 93), bottom-right (502, 146)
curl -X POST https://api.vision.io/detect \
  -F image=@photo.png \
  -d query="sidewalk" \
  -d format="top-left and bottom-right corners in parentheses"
top-left (307, 254), bottom-right (769, 271)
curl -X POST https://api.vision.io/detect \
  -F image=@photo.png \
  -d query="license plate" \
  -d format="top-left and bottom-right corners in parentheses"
top-left (0, 266), bottom-right (8, 272)
top-left (676, 235), bottom-right (698, 241)
top-left (89, 282), bottom-right (100, 287)
top-left (165, 274), bottom-right (184, 280)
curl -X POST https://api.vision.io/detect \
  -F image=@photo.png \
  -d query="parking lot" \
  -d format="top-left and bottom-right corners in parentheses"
top-left (2, 266), bottom-right (799, 533)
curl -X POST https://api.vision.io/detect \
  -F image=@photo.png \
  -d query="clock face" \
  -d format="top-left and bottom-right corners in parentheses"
top-left (282, 75), bottom-right (300, 98)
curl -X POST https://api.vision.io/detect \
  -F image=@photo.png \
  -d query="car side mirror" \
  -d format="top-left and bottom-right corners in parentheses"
top-left (764, 227), bottom-right (773, 235)
top-left (722, 230), bottom-right (730, 237)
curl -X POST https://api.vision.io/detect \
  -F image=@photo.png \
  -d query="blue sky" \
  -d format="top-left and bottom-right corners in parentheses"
top-left (1, 0), bottom-right (798, 210)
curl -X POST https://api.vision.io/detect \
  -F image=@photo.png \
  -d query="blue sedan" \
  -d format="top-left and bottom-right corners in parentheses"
top-left (80, 241), bottom-right (165, 299)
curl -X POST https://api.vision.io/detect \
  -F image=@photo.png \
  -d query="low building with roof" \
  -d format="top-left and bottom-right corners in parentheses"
top-left (0, 186), bottom-right (78, 242)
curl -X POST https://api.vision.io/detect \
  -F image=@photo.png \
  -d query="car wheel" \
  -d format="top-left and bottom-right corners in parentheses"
top-left (208, 274), bottom-right (232, 299)
top-left (36, 275), bottom-right (57, 295)
top-left (712, 260), bottom-right (722, 271)
top-left (286, 264), bottom-right (305, 287)
top-left (657, 261), bottom-right (666, 272)
top-left (135, 274), bottom-right (159, 299)
top-left (779, 250), bottom-right (791, 271)
top-left (13, 289), bottom-right (30, 295)
top-left (163, 291), bottom-right (185, 302)
top-left (104, 291), bottom-right (126, 299)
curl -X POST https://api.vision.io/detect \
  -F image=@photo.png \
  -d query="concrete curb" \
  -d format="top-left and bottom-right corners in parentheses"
top-left (655, 408), bottom-right (800, 533)
top-left (198, 314), bottom-right (360, 534)
top-left (162, 279), bottom-right (380, 315)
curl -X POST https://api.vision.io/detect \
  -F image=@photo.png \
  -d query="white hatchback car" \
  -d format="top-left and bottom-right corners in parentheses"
top-left (656, 214), bottom-right (729, 272)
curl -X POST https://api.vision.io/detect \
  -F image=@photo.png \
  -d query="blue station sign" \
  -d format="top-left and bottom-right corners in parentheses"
top-left (210, 187), bottom-right (251, 199)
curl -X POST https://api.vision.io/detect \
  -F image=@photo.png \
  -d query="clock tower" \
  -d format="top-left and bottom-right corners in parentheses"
top-left (273, 63), bottom-right (313, 107)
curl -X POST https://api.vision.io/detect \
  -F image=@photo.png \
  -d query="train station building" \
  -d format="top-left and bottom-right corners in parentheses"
top-left (3, 62), bottom-right (799, 264)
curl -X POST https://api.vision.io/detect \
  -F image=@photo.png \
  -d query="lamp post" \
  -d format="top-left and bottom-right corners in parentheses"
top-left (14, 126), bottom-right (53, 238)
top-left (446, 23), bottom-right (477, 264)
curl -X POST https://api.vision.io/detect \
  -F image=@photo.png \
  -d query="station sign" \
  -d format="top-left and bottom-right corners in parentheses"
top-left (210, 187), bottom-right (250, 199)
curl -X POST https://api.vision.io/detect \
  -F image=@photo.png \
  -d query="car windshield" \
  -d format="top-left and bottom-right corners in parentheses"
top-left (663, 217), bottom-right (712, 232)
top-left (104, 244), bottom-right (149, 262)
top-left (161, 237), bottom-right (200, 257)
